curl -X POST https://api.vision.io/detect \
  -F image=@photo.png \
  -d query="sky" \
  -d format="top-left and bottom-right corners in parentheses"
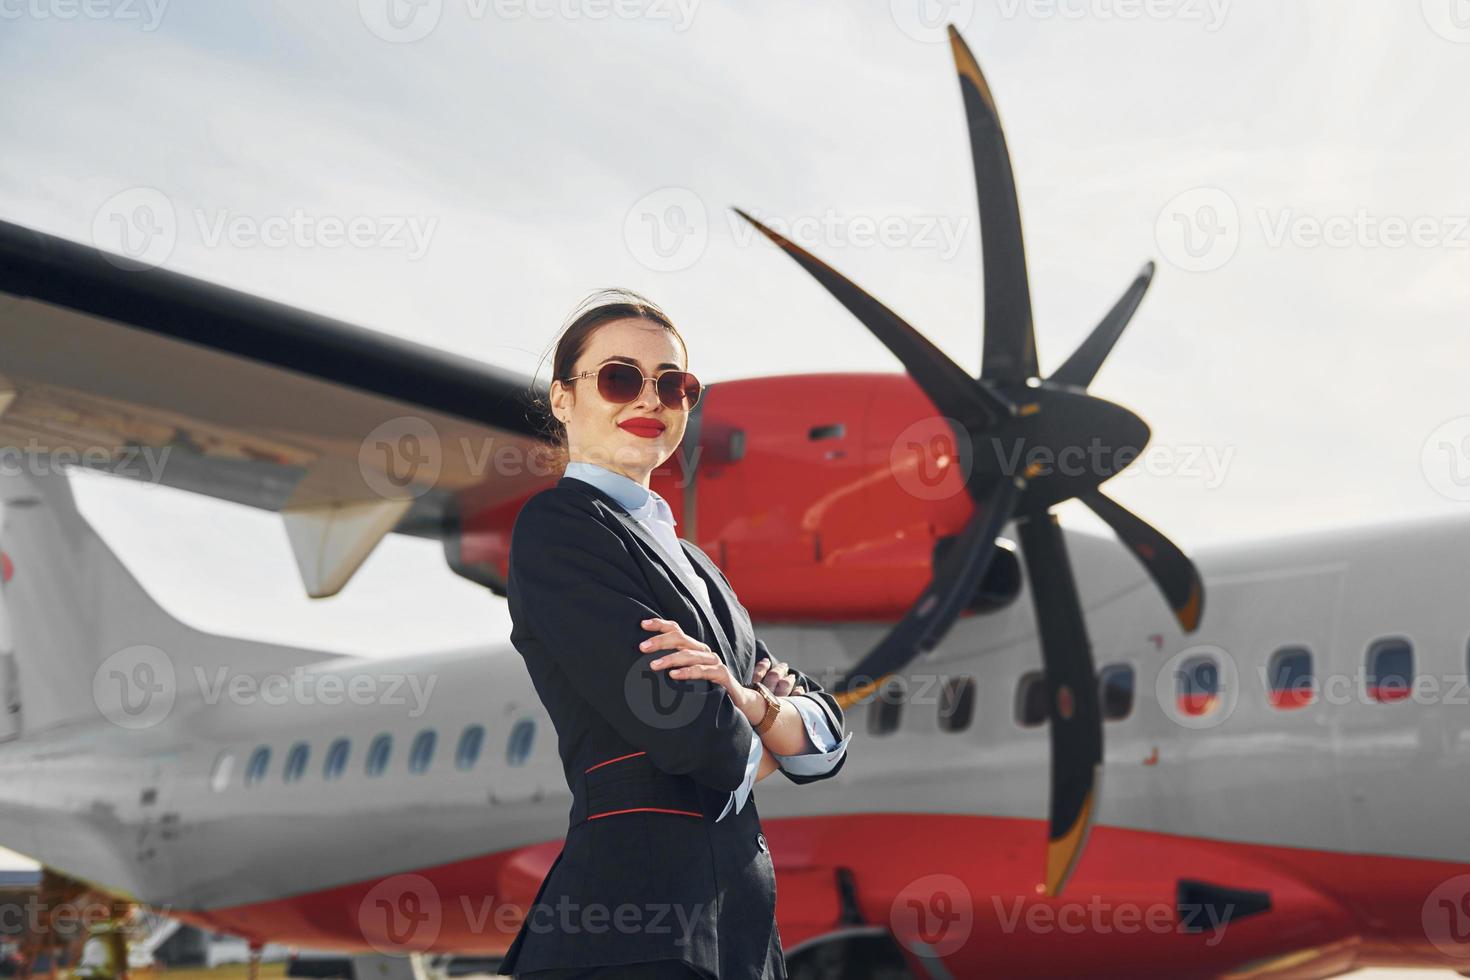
top-left (0, 1), bottom-right (1468, 941)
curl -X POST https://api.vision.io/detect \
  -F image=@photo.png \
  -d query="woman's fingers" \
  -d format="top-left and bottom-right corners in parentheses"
top-left (648, 649), bottom-right (719, 670)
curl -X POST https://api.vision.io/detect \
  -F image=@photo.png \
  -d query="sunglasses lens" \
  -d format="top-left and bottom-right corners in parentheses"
top-left (597, 363), bottom-right (644, 403)
top-left (658, 372), bottom-right (701, 411)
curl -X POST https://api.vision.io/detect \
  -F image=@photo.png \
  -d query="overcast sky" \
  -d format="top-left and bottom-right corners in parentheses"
top-left (0, 1), bottom-right (1467, 910)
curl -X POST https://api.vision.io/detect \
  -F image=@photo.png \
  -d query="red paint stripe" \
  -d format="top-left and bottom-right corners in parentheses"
top-left (587, 807), bottom-right (702, 820)
top-left (584, 750), bottom-right (646, 773)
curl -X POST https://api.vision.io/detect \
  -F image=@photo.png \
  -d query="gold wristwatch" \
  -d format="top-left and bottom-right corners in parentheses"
top-left (747, 682), bottom-right (783, 735)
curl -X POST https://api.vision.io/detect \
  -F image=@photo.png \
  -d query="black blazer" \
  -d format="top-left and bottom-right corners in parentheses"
top-left (497, 474), bottom-right (848, 979)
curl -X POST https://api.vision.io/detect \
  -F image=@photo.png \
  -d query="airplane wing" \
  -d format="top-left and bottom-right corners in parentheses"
top-left (0, 218), bottom-right (554, 598)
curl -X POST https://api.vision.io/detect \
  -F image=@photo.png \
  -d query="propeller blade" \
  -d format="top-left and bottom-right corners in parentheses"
top-left (833, 474), bottom-right (1023, 708)
top-left (732, 207), bottom-right (1011, 429)
top-left (1078, 489), bottom-right (1204, 632)
top-left (1049, 262), bottom-right (1156, 389)
top-left (948, 24), bottom-right (1038, 386)
top-left (1016, 508), bottom-right (1102, 898)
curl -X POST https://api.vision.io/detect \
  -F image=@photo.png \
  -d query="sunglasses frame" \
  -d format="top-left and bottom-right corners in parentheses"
top-left (559, 362), bottom-right (702, 412)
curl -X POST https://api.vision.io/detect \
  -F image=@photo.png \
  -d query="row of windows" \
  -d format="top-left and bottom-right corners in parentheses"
top-left (213, 719), bottom-right (539, 791)
top-left (865, 664), bottom-right (1136, 736)
top-left (1174, 636), bottom-right (1421, 715)
top-left (863, 635), bottom-right (1437, 733)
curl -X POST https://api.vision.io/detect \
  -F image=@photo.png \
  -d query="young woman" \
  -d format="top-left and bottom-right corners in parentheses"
top-left (497, 290), bottom-right (852, 979)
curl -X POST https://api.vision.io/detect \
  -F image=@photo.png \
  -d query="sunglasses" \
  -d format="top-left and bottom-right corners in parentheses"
top-left (560, 361), bottom-right (702, 412)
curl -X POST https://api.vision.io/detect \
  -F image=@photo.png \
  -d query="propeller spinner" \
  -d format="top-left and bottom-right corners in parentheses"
top-left (734, 24), bottom-right (1204, 898)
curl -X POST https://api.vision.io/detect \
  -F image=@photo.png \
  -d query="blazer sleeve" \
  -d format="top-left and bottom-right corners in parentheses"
top-left (507, 488), bottom-right (755, 794)
top-left (753, 635), bottom-right (851, 786)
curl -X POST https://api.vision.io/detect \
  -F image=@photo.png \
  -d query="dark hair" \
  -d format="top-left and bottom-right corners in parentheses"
top-left (530, 288), bottom-right (688, 473)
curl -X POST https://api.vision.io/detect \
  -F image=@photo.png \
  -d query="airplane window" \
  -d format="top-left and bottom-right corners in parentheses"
top-left (456, 725), bottom-right (485, 770)
top-left (366, 733), bottom-right (393, 777)
top-left (1015, 671), bottom-right (1046, 728)
top-left (324, 738), bottom-right (350, 781)
top-left (506, 719), bottom-right (536, 767)
top-left (283, 741), bottom-right (310, 783)
top-left (1099, 664), bottom-right (1134, 721)
top-left (867, 677), bottom-right (905, 736)
top-left (1268, 647), bottom-right (1315, 709)
top-left (1366, 637), bottom-right (1413, 703)
top-left (1176, 655), bottom-right (1219, 717)
top-left (409, 729), bottom-right (437, 773)
top-left (209, 751), bottom-right (235, 792)
top-left (938, 676), bottom-right (975, 732)
top-left (244, 746), bottom-right (270, 786)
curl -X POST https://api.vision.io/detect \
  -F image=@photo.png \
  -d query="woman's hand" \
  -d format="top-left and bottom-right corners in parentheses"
top-left (641, 617), bottom-right (745, 702)
top-left (754, 656), bottom-right (805, 696)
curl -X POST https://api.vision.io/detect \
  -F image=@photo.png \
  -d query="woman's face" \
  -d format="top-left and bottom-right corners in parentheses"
top-left (551, 316), bottom-right (689, 484)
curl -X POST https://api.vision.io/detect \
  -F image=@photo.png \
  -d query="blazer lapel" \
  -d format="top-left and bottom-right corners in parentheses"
top-left (559, 476), bottom-right (738, 670)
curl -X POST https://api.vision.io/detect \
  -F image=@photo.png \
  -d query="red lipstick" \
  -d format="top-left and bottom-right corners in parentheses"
top-left (618, 418), bottom-right (665, 438)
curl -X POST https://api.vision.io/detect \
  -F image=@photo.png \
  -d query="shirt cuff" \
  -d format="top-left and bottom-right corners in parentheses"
top-left (772, 696), bottom-right (852, 777)
top-left (715, 725), bottom-right (765, 822)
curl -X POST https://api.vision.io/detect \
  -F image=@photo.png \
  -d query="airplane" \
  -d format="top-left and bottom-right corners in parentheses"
top-left (0, 22), bottom-right (1466, 980)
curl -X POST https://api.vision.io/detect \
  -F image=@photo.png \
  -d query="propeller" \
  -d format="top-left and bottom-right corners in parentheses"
top-left (733, 24), bottom-right (1205, 898)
